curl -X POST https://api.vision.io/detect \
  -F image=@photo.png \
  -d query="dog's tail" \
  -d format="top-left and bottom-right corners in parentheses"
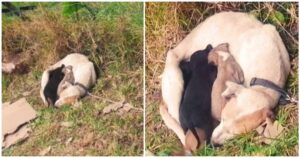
top-left (92, 61), bottom-right (101, 79)
top-left (159, 102), bottom-right (186, 146)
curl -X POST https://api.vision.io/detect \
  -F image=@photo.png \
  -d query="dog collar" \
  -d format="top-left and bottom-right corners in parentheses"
top-left (74, 82), bottom-right (88, 96)
top-left (250, 77), bottom-right (297, 105)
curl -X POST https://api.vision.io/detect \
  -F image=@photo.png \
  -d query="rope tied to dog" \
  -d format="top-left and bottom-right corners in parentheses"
top-left (73, 82), bottom-right (143, 112)
top-left (250, 77), bottom-right (298, 105)
top-left (74, 82), bottom-right (115, 103)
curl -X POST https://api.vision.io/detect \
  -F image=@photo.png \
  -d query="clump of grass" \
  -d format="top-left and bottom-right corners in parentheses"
top-left (2, 2), bottom-right (143, 156)
top-left (146, 2), bottom-right (298, 156)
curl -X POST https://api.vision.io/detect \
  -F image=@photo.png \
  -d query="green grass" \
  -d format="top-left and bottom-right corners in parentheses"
top-left (146, 2), bottom-right (298, 156)
top-left (2, 2), bottom-right (143, 156)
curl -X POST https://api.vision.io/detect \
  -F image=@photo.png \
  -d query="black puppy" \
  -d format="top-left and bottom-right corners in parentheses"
top-left (43, 64), bottom-right (65, 106)
top-left (179, 44), bottom-right (217, 151)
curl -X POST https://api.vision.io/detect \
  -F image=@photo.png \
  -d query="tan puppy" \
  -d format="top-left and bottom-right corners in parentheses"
top-left (57, 65), bottom-right (75, 97)
top-left (161, 12), bottom-right (290, 146)
top-left (208, 43), bottom-right (244, 121)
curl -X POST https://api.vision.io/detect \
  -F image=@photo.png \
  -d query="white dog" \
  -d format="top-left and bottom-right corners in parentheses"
top-left (40, 53), bottom-right (97, 107)
top-left (161, 12), bottom-right (290, 145)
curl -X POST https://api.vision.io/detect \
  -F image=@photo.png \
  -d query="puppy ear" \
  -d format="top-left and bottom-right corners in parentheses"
top-left (208, 51), bottom-right (219, 65)
top-left (216, 43), bottom-right (229, 52)
top-left (206, 44), bottom-right (213, 50)
top-left (232, 70), bottom-right (244, 84)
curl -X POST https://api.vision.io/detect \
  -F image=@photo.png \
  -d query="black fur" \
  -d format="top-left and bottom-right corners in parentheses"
top-left (43, 64), bottom-right (65, 106)
top-left (179, 60), bottom-right (191, 91)
top-left (179, 44), bottom-right (217, 147)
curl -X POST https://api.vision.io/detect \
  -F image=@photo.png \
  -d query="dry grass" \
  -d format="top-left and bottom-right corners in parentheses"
top-left (2, 2), bottom-right (143, 156)
top-left (145, 2), bottom-right (298, 156)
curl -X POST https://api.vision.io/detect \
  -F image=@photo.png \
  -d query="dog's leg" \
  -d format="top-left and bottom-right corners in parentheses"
top-left (40, 70), bottom-right (50, 104)
top-left (161, 51), bottom-right (184, 122)
top-left (160, 103), bottom-right (186, 146)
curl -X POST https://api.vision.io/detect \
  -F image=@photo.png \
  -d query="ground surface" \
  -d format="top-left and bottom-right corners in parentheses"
top-left (2, 2), bottom-right (143, 156)
top-left (145, 2), bottom-right (298, 156)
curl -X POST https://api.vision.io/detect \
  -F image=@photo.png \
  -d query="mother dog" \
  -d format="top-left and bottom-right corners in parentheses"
top-left (40, 53), bottom-right (97, 107)
top-left (161, 12), bottom-right (290, 146)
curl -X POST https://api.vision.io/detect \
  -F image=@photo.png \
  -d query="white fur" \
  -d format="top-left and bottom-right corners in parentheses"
top-left (160, 104), bottom-right (186, 145)
top-left (160, 12), bottom-right (290, 145)
top-left (161, 51), bottom-right (184, 123)
top-left (217, 51), bottom-right (230, 61)
top-left (40, 53), bottom-right (96, 106)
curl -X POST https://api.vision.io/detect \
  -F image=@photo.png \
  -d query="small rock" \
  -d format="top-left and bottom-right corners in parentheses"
top-left (60, 121), bottom-right (73, 127)
top-left (73, 101), bottom-right (82, 108)
top-left (145, 150), bottom-right (155, 156)
top-left (82, 133), bottom-right (94, 147)
top-left (123, 103), bottom-right (133, 112)
top-left (39, 146), bottom-right (51, 156)
top-left (22, 91), bottom-right (31, 97)
top-left (65, 137), bottom-right (73, 145)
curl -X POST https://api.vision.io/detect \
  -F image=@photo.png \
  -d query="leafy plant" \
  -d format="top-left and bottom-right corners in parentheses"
top-left (62, 2), bottom-right (95, 20)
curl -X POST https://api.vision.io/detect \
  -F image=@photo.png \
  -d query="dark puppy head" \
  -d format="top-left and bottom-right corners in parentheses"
top-left (190, 45), bottom-right (212, 66)
top-left (43, 64), bottom-right (65, 106)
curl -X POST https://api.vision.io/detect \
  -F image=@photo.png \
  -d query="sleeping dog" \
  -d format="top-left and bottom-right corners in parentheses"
top-left (40, 53), bottom-right (96, 107)
top-left (160, 12), bottom-right (290, 146)
top-left (179, 44), bottom-right (217, 152)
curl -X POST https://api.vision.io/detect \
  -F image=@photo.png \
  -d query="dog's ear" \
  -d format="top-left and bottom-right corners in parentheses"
top-left (232, 69), bottom-right (244, 84)
top-left (206, 44), bottom-right (213, 51)
top-left (215, 43), bottom-right (229, 52)
top-left (208, 51), bottom-right (219, 65)
top-left (265, 109), bottom-right (275, 121)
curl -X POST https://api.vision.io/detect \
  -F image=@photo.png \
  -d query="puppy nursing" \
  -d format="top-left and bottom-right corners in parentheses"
top-left (179, 44), bottom-right (217, 151)
top-left (208, 43), bottom-right (244, 122)
top-left (41, 53), bottom-right (97, 107)
top-left (179, 43), bottom-right (245, 152)
top-left (161, 12), bottom-right (290, 153)
top-left (57, 65), bottom-right (75, 97)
